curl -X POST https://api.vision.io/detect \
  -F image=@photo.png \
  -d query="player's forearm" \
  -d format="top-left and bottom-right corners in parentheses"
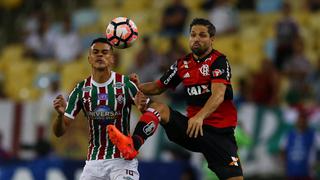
top-left (53, 114), bottom-right (67, 137)
top-left (196, 92), bottom-right (224, 119)
top-left (139, 81), bottom-right (165, 95)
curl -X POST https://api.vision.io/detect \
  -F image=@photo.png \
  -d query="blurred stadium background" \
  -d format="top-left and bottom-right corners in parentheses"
top-left (0, 0), bottom-right (320, 179)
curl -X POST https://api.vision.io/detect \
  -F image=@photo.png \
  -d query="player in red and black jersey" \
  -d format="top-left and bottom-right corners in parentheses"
top-left (109, 18), bottom-right (243, 180)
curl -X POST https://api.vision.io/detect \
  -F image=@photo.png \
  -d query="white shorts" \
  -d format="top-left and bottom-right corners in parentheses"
top-left (79, 158), bottom-right (139, 180)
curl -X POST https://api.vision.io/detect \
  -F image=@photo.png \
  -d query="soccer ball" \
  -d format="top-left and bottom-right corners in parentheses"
top-left (106, 17), bottom-right (138, 49)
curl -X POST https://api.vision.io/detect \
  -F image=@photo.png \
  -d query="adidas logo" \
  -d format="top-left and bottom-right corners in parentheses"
top-left (183, 73), bottom-right (190, 78)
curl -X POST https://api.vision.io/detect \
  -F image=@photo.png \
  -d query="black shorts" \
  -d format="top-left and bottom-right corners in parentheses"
top-left (161, 108), bottom-right (243, 180)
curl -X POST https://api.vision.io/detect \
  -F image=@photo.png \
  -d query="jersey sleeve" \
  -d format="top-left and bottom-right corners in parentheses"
top-left (210, 56), bottom-right (231, 84)
top-left (64, 84), bottom-right (83, 120)
top-left (158, 61), bottom-right (182, 89)
top-left (124, 76), bottom-right (139, 102)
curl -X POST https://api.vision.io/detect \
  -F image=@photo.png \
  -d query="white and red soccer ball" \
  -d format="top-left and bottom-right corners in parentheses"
top-left (106, 17), bottom-right (138, 49)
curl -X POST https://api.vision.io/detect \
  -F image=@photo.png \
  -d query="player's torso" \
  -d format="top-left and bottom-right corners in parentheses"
top-left (79, 73), bottom-right (132, 160)
top-left (177, 53), bottom-right (218, 106)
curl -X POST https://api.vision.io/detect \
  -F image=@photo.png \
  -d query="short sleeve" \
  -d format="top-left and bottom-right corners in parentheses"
top-left (126, 79), bottom-right (139, 101)
top-left (64, 84), bottom-right (83, 119)
top-left (211, 56), bottom-right (231, 84)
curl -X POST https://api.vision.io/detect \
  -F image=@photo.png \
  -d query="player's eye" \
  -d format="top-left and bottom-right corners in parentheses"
top-left (93, 50), bottom-right (98, 54)
top-left (102, 50), bottom-right (110, 55)
top-left (200, 33), bottom-right (208, 38)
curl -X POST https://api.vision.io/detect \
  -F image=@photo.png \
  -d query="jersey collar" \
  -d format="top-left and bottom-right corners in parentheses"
top-left (193, 49), bottom-right (214, 63)
top-left (91, 71), bottom-right (115, 87)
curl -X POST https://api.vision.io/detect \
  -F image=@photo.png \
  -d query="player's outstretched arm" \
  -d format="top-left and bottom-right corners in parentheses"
top-left (52, 95), bottom-right (71, 137)
top-left (130, 73), bottom-right (166, 95)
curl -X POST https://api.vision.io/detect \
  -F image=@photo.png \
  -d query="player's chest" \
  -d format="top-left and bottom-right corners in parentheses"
top-left (81, 86), bottom-right (127, 109)
top-left (178, 60), bottom-right (212, 85)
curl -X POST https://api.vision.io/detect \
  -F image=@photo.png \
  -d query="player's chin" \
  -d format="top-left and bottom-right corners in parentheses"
top-left (94, 64), bottom-right (108, 70)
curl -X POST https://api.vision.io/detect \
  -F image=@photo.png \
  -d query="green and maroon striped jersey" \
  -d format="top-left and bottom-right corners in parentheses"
top-left (64, 71), bottom-right (138, 160)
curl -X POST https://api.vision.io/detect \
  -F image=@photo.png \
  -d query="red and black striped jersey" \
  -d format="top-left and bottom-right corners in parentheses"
top-left (64, 71), bottom-right (138, 160)
top-left (157, 50), bottom-right (237, 128)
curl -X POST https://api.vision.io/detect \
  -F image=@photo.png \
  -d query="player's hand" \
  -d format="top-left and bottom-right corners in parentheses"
top-left (53, 95), bottom-right (67, 115)
top-left (134, 91), bottom-right (149, 112)
top-left (129, 73), bottom-right (141, 86)
top-left (187, 115), bottom-right (204, 138)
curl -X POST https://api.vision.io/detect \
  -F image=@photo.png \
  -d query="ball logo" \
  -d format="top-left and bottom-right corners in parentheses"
top-left (199, 64), bottom-right (210, 76)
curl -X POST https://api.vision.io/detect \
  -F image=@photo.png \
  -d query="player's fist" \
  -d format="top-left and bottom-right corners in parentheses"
top-left (134, 91), bottom-right (149, 112)
top-left (129, 73), bottom-right (140, 86)
top-left (53, 95), bottom-right (67, 115)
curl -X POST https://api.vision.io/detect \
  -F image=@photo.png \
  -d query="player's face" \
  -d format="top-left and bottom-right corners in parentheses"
top-left (88, 42), bottom-right (113, 70)
top-left (189, 25), bottom-right (214, 57)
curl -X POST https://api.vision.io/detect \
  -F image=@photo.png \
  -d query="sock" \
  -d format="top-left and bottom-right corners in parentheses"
top-left (132, 108), bottom-right (160, 150)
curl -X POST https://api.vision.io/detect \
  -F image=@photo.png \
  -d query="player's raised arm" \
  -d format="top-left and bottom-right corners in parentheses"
top-left (52, 95), bottom-right (72, 137)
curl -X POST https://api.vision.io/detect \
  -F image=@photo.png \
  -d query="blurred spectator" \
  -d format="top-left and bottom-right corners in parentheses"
top-left (279, 108), bottom-right (320, 180)
top-left (23, 14), bottom-right (55, 60)
top-left (160, 0), bottom-right (189, 37)
top-left (247, 58), bottom-right (283, 160)
top-left (308, 56), bottom-right (320, 104)
top-left (37, 74), bottom-right (65, 140)
top-left (305, 0), bottom-right (320, 12)
top-left (274, 2), bottom-right (300, 70)
top-left (52, 14), bottom-right (81, 63)
top-left (233, 77), bottom-right (251, 108)
top-left (207, 0), bottom-right (239, 36)
top-left (251, 58), bottom-right (280, 106)
top-left (256, 0), bottom-right (283, 13)
top-left (160, 37), bottom-right (186, 73)
top-left (283, 37), bottom-right (312, 106)
top-left (129, 36), bottom-right (161, 82)
top-left (236, 0), bottom-right (255, 10)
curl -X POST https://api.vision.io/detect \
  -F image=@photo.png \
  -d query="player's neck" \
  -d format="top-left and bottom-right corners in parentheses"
top-left (193, 48), bottom-right (213, 61)
top-left (92, 69), bottom-right (112, 83)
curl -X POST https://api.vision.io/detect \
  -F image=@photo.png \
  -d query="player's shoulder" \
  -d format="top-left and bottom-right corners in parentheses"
top-left (177, 53), bottom-right (193, 64)
top-left (212, 49), bottom-right (226, 59)
top-left (78, 76), bottom-right (91, 88)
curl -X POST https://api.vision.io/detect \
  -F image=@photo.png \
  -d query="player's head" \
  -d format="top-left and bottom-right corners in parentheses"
top-left (88, 37), bottom-right (114, 71)
top-left (189, 18), bottom-right (216, 57)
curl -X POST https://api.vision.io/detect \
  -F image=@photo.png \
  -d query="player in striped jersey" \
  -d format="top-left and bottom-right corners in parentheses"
top-left (52, 38), bottom-right (160, 180)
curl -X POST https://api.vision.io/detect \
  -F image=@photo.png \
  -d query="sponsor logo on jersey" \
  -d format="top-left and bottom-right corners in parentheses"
top-left (199, 64), bottom-right (210, 76)
top-left (88, 105), bottom-right (120, 125)
top-left (183, 72), bottom-right (190, 78)
top-left (112, 82), bottom-right (124, 89)
top-left (116, 94), bottom-right (124, 104)
top-left (212, 69), bottom-right (224, 77)
top-left (143, 121), bottom-right (156, 135)
top-left (98, 93), bottom-right (108, 100)
top-left (82, 87), bottom-right (92, 92)
top-left (163, 63), bottom-right (178, 85)
top-left (187, 85), bottom-right (210, 96)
